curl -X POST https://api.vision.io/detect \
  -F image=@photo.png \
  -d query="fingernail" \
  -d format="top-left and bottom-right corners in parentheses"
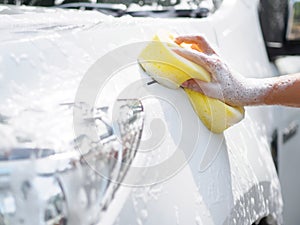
top-left (181, 80), bottom-right (189, 87)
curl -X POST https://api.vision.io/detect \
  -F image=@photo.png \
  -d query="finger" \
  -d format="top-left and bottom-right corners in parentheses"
top-left (181, 79), bottom-right (213, 95)
top-left (181, 79), bottom-right (224, 100)
top-left (175, 35), bottom-right (216, 55)
top-left (175, 36), bottom-right (200, 45)
top-left (172, 48), bottom-right (215, 74)
top-left (181, 79), bottom-right (204, 92)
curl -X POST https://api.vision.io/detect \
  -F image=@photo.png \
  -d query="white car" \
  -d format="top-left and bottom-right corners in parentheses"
top-left (0, 0), bottom-right (300, 224)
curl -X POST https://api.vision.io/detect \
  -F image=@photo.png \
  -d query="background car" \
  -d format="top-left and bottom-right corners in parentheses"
top-left (0, 0), bottom-right (300, 224)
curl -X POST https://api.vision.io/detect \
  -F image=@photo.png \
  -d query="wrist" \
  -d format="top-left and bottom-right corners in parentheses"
top-left (242, 78), bottom-right (273, 106)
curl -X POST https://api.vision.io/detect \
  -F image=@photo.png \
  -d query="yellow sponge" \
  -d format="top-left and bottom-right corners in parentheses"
top-left (138, 33), bottom-right (244, 133)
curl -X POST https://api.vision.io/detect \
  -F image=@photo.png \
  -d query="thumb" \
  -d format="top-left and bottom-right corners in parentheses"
top-left (181, 79), bottom-right (208, 93)
top-left (181, 79), bottom-right (222, 99)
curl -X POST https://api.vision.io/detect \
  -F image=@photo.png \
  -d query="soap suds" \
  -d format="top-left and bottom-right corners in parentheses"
top-left (182, 52), bottom-right (275, 106)
top-left (180, 49), bottom-right (299, 107)
top-left (273, 76), bottom-right (297, 91)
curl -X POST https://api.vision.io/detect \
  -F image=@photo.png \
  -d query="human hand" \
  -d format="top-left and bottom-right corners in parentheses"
top-left (173, 35), bottom-right (257, 106)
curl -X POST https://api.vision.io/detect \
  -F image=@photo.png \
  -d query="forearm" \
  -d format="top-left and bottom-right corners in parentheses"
top-left (264, 73), bottom-right (300, 107)
top-left (245, 74), bottom-right (300, 107)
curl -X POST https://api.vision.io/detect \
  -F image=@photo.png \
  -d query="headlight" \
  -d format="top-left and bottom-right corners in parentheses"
top-left (0, 99), bottom-right (144, 225)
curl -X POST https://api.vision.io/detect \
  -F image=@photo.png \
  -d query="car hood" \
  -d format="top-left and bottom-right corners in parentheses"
top-left (0, 4), bottom-right (109, 43)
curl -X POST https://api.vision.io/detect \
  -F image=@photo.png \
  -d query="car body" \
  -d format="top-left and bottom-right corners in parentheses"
top-left (0, 0), bottom-right (290, 224)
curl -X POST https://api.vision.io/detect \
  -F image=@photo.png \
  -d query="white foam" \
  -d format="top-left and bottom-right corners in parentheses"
top-left (189, 55), bottom-right (274, 106)
top-left (188, 53), bottom-right (300, 107)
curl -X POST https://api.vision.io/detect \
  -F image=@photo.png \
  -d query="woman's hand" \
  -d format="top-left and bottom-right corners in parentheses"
top-left (173, 35), bottom-right (269, 106)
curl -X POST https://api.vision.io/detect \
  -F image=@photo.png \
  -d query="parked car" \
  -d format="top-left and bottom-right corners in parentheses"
top-left (0, 0), bottom-right (300, 224)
